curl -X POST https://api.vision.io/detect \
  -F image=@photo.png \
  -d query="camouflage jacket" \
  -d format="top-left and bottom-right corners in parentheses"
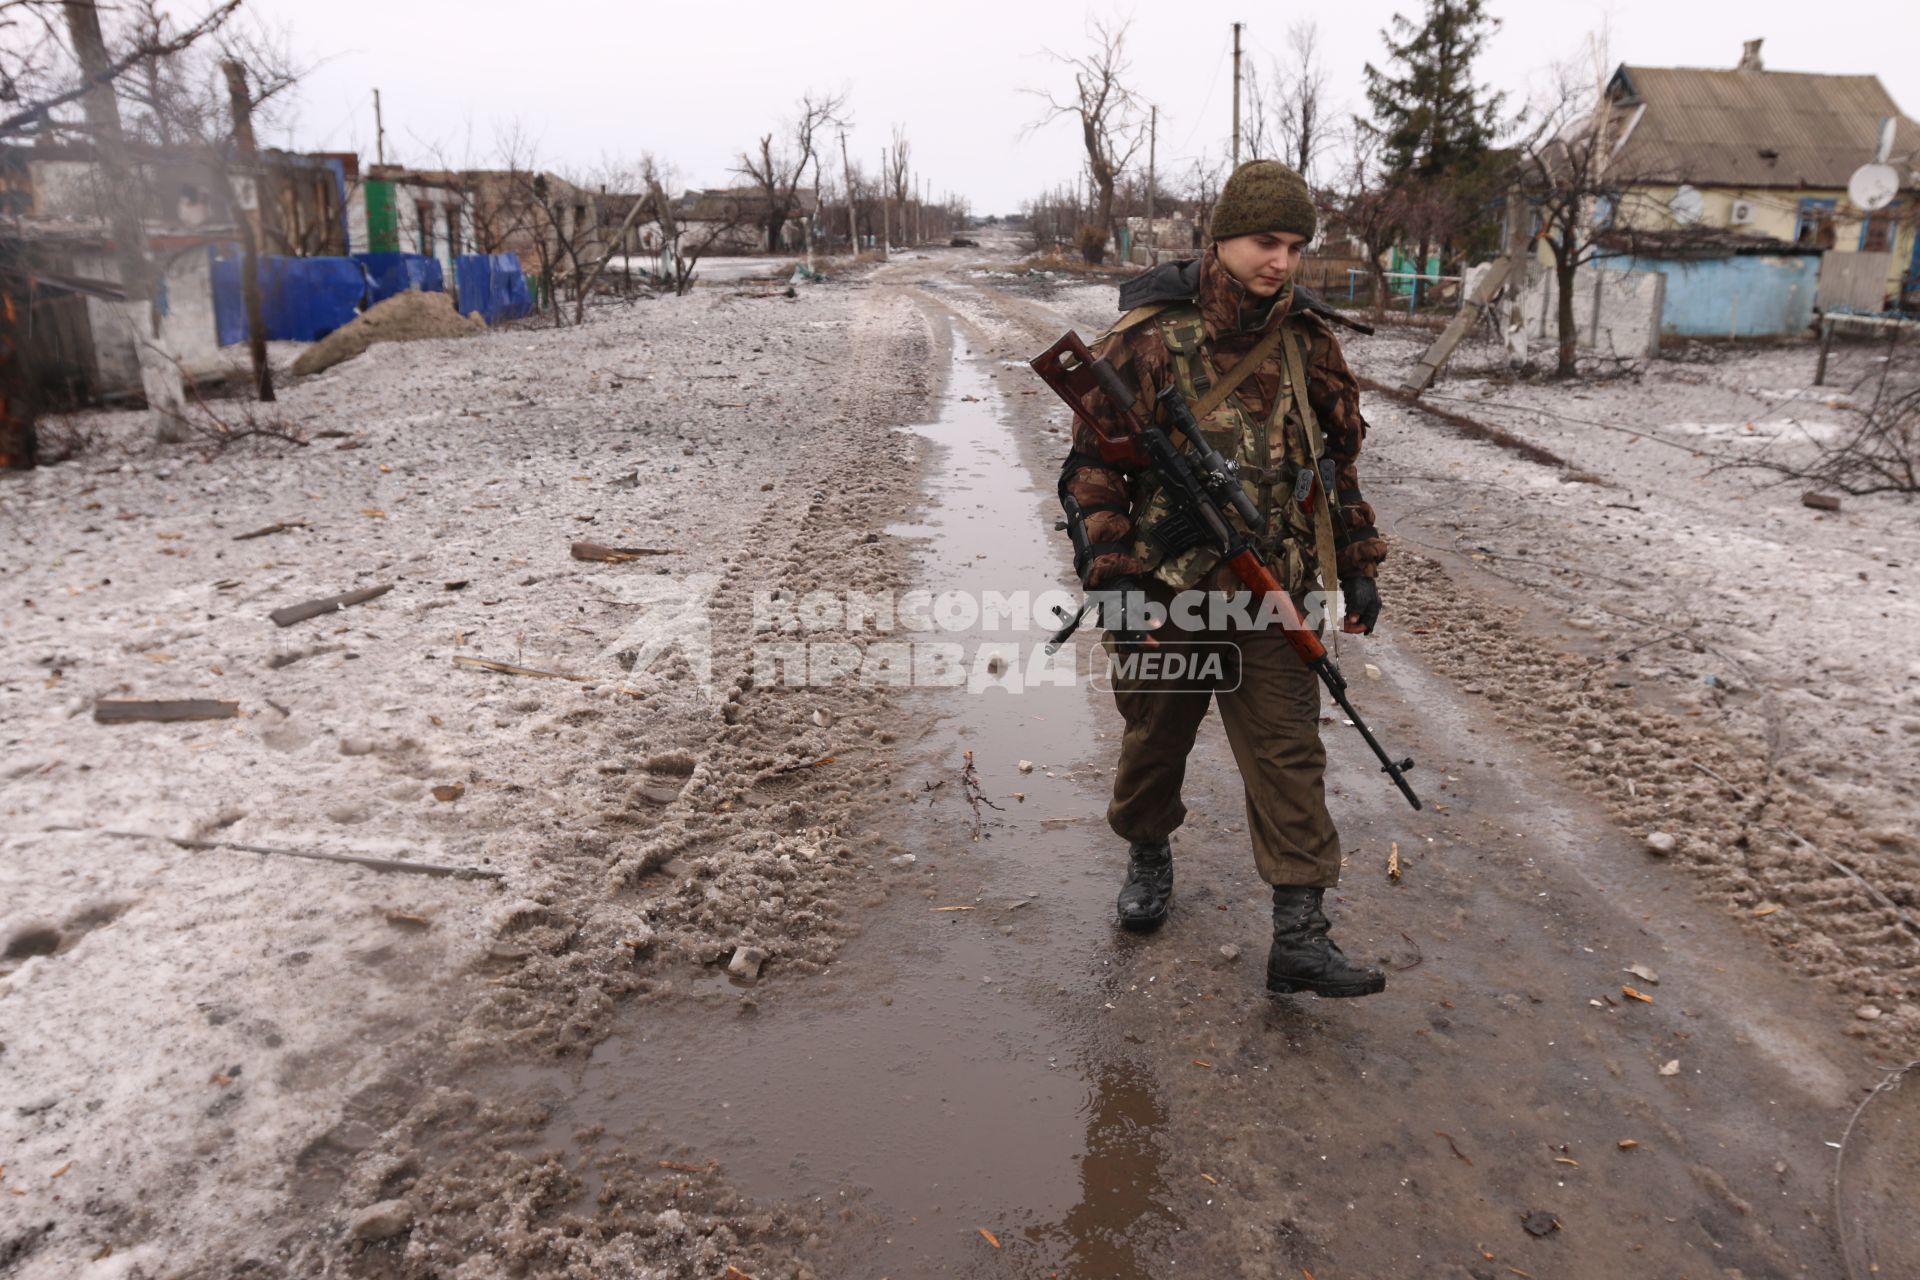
top-left (1060, 244), bottom-right (1387, 592)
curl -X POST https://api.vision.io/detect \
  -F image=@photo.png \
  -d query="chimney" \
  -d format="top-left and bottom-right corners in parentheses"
top-left (1738, 39), bottom-right (1764, 72)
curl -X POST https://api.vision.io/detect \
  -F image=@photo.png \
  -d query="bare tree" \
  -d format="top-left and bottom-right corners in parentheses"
top-left (0, 1), bottom-right (245, 444)
top-left (885, 125), bottom-right (911, 243)
top-left (466, 126), bottom-right (589, 327)
top-left (1243, 61), bottom-right (1278, 162)
top-left (1732, 330), bottom-right (1919, 495)
top-left (1516, 57), bottom-right (1628, 377)
top-left (0, 0), bottom-right (240, 140)
top-left (1182, 151), bottom-right (1228, 248)
top-left (1026, 17), bottom-right (1146, 264)
top-left (566, 157), bottom-right (660, 318)
top-left (641, 155), bottom-right (748, 296)
top-left (1319, 128), bottom-right (1404, 323)
top-left (468, 122), bottom-right (550, 283)
top-left (118, 6), bottom-right (303, 402)
top-left (735, 88), bottom-right (847, 254)
top-left (1243, 23), bottom-right (1328, 182)
top-left (1276, 21), bottom-right (1330, 183)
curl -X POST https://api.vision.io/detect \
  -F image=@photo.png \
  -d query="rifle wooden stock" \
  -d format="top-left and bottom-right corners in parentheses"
top-left (1222, 548), bottom-right (1327, 665)
top-left (1032, 327), bottom-right (1422, 812)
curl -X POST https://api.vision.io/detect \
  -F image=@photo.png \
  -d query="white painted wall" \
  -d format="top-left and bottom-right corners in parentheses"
top-left (71, 247), bottom-right (224, 395)
top-left (391, 183), bottom-right (475, 279)
top-left (1519, 265), bottom-right (1665, 361)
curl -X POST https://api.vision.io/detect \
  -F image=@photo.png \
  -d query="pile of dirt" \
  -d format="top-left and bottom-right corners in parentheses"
top-left (292, 289), bottom-right (485, 376)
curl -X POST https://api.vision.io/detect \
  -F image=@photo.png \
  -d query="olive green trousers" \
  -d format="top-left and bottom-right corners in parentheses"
top-left (1101, 606), bottom-right (1342, 888)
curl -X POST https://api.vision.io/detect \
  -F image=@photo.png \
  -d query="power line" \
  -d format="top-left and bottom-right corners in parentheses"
top-left (1173, 31), bottom-right (1233, 156)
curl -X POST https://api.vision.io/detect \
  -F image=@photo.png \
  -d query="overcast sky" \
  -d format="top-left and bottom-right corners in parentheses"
top-left (235, 0), bottom-right (1919, 214)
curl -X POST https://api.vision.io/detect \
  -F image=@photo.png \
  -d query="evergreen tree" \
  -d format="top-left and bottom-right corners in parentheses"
top-left (1360, 0), bottom-right (1506, 303)
top-left (1362, 0), bottom-right (1504, 179)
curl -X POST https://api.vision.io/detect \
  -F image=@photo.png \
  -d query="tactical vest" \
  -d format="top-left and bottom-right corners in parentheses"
top-left (1119, 304), bottom-right (1338, 598)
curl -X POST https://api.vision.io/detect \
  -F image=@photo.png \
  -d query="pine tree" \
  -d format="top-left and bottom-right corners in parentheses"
top-left (1363, 0), bottom-right (1504, 179)
top-left (1361, 0), bottom-right (1505, 303)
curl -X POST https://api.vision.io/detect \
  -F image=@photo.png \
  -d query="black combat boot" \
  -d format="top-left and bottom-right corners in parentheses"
top-left (1266, 885), bottom-right (1385, 997)
top-left (1116, 838), bottom-right (1173, 931)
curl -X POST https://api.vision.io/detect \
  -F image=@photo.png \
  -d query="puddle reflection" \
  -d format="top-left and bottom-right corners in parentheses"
top-left (1030, 1057), bottom-right (1176, 1278)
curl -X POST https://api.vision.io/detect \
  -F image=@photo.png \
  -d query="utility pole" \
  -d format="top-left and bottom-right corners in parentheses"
top-left (373, 88), bottom-right (386, 166)
top-left (62, 0), bottom-right (187, 440)
top-left (880, 147), bottom-right (891, 260)
top-left (839, 131), bottom-right (857, 255)
top-left (1145, 104), bottom-right (1157, 265)
top-left (220, 60), bottom-right (272, 402)
top-left (1231, 21), bottom-right (1243, 169)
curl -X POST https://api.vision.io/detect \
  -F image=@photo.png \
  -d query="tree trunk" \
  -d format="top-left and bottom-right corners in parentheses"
top-left (64, 0), bottom-right (188, 441)
top-left (1367, 234), bottom-right (1389, 324)
top-left (220, 61), bottom-right (273, 402)
top-left (0, 275), bottom-right (36, 469)
top-left (1092, 179), bottom-right (1115, 265)
top-left (766, 215), bottom-right (786, 254)
top-left (1554, 252), bottom-right (1579, 379)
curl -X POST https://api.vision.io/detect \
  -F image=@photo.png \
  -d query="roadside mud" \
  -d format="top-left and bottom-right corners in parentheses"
top-left (1, 278), bottom-right (939, 1276)
top-left (453, 320), bottom-right (1187, 1277)
top-left (5, 240), bottom-right (1912, 1278)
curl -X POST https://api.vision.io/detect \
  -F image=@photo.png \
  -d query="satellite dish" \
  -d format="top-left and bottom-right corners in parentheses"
top-left (1849, 163), bottom-right (1899, 213)
top-left (1671, 184), bottom-right (1704, 225)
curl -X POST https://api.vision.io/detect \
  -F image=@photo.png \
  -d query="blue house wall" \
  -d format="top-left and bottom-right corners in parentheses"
top-left (1596, 252), bottom-right (1819, 338)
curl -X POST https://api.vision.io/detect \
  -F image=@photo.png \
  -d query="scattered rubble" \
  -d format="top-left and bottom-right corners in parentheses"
top-left (727, 945), bottom-right (768, 984)
top-left (348, 1198), bottom-right (413, 1242)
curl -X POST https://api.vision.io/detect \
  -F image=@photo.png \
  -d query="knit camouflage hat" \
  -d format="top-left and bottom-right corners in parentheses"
top-left (1210, 159), bottom-right (1317, 242)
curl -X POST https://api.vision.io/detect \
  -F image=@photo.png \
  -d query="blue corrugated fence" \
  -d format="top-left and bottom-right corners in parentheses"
top-left (210, 248), bottom-right (368, 344)
top-left (454, 253), bottom-right (533, 324)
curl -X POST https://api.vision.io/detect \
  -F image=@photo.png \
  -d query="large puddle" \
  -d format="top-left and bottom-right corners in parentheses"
top-left (486, 324), bottom-right (1180, 1276)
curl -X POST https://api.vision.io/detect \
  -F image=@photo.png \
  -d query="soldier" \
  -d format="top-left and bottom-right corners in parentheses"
top-left (1057, 159), bottom-right (1390, 998)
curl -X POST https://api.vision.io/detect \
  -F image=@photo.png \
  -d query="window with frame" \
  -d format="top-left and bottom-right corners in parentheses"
top-left (1795, 198), bottom-right (1837, 248)
top-left (416, 201), bottom-right (434, 255)
top-left (1859, 201), bottom-right (1900, 253)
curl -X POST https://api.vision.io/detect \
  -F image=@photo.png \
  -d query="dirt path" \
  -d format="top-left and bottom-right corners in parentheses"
top-left (5, 241), bottom-right (1912, 1279)
top-left (434, 249), bottom-right (1898, 1279)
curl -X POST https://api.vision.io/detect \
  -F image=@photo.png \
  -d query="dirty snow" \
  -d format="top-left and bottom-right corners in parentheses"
top-left (1, 276), bottom-right (935, 1276)
top-left (4, 251), bottom-right (1918, 1278)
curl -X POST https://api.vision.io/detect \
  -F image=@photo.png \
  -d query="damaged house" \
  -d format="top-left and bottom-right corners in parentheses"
top-left (1, 141), bottom-right (350, 406)
top-left (669, 186), bottom-right (819, 255)
top-left (1599, 40), bottom-right (1920, 324)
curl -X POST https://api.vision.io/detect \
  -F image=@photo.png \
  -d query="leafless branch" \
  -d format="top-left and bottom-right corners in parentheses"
top-left (0, 0), bottom-right (241, 137)
top-left (1024, 17), bottom-right (1144, 263)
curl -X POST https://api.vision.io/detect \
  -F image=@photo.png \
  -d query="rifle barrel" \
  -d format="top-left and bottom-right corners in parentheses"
top-left (1316, 659), bottom-right (1422, 810)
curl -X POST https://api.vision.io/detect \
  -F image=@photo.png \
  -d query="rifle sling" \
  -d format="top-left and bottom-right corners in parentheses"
top-left (1281, 328), bottom-right (1346, 636)
top-left (1190, 320), bottom-right (1288, 422)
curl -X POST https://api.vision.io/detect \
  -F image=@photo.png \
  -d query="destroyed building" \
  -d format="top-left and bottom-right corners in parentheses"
top-left (1600, 40), bottom-right (1920, 315)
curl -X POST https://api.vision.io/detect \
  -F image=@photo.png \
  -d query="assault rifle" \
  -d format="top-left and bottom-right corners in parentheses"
top-left (1032, 330), bottom-right (1422, 811)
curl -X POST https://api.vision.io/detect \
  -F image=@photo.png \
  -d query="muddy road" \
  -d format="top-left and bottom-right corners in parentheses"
top-left (6, 241), bottom-right (1912, 1280)
top-left (431, 250), bottom-right (1902, 1278)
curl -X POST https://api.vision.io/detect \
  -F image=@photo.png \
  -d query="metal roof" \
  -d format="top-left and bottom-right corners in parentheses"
top-left (1609, 63), bottom-right (1920, 190)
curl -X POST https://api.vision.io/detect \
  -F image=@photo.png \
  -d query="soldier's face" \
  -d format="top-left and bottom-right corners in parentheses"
top-left (1217, 231), bottom-right (1308, 298)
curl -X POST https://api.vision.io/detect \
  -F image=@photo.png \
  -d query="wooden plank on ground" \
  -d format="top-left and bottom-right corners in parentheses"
top-left (571, 541), bottom-right (677, 563)
top-left (452, 655), bottom-right (588, 682)
top-left (269, 583), bottom-right (392, 627)
top-left (233, 520), bottom-right (307, 541)
top-left (93, 699), bottom-right (240, 724)
top-left (1401, 254), bottom-right (1515, 396)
